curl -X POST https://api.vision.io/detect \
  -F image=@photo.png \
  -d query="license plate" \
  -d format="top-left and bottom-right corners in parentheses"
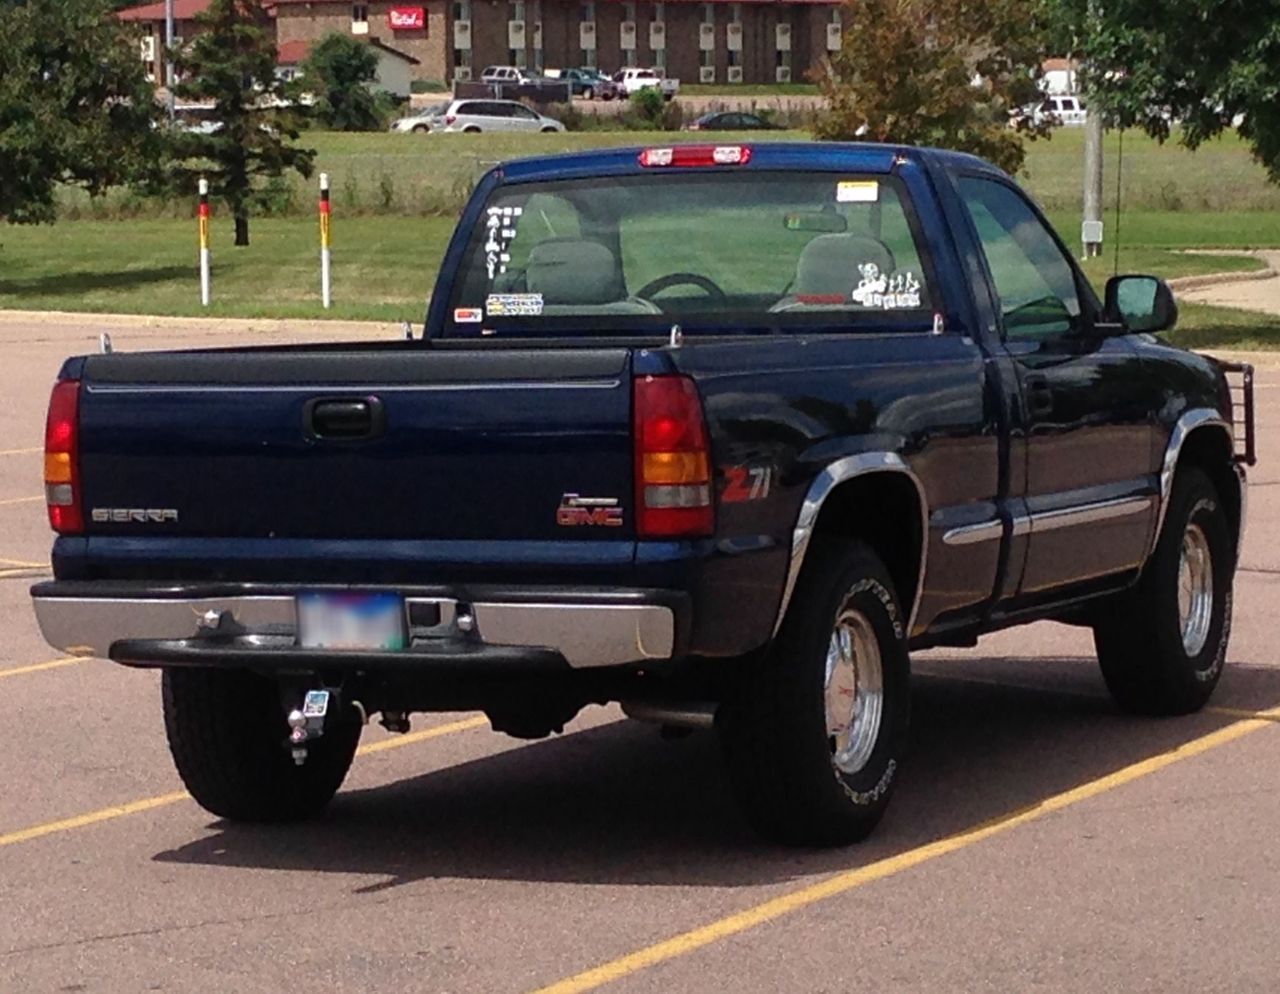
top-left (297, 592), bottom-right (406, 650)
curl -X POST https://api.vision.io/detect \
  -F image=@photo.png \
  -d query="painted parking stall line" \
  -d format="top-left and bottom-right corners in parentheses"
top-left (0, 658), bottom-right (83, 680)
top-left (528, 707), bottom-right (1280, 994)
top-left (0, 714), bottom-right (489, 849)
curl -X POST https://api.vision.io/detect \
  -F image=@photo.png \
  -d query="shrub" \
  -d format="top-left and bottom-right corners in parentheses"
top-left (629, 87), bottom-right (665, 126)
top-left (660, 99), bottom-right (684, 132)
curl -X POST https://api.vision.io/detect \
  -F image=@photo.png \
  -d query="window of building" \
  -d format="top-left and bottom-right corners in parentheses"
top-left (582, 48), bottom-right (597, 67)
top-left (622, 1), bottom-right (636, 20)
top-left (728, 50), bottom-right (741, 67)
top-left (511, 48), bottom-right (528, 67)
top-left (512, 0), bottom-right (525, 20)
top-left (352, 3), bottom-right (368, 23)
top-left (580, 1), bottom-right (595, 21)
top-left (453, 0), bottom-right (471, 18)
top-left (653, 47), bottom-right (665, 68)
top-left (729, 2), bottom-right (741, 21)
top-left (623, 49), bottom-right (637, 67)
top-left (829, 6), bottom-right (840, 23)
top-left (454, 47), bottom-right (473, 67)
top-left (776, 48), bottom-right (791, 67)
top-left (701, 3), bottom-right (714, 23)
top-left (700, 49), bottom-right (714, 67)
top-left (653, 1), bottom-right (664, 20)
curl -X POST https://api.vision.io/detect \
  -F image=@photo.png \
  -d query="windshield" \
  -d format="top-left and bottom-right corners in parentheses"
top-left (448, 170), bottom-right (937, 334)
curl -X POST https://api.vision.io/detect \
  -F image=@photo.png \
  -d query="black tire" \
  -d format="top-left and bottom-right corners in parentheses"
top-left (463, 125), bottom-right (481, 133)
top-left (162, 667), bottom-right (361, 822)
top-left (541, 125), bottom-right (557, 133)
top-left (718, 540), bottom-right (911, 846)
top-left (1093, 467), bottom-right (1233, 715)
top-left (412, 124), bottom-right (429, 133)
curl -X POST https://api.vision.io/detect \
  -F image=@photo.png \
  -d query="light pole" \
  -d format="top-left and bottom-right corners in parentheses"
top-left (165, 0), bottom-right (175, 119)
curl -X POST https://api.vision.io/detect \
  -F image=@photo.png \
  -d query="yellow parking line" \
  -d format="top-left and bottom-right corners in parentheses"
top-left (0, 447), bottom-right (40, 457)
top-left (0, 713), bottom-right (488, 849)
top-left (1207, 705), bottom-right (1280, 724)
top-left (0, 657), bottom-right (84, 679)
top-left (0, 557), bottom-right (46, 567)
top-left (529, 706), bottom-right (1280, 994)
top-left (0, 495), bottom-right (42, 507)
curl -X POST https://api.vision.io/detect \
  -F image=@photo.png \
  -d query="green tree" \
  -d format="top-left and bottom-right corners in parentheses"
top-left (302, 33), bottom-right (383, 131)
top-left (1054, 0), bottom-right (1280, 182)
top-left (813, 0), bottom-right (1050, 174)
top-left (168, 0), bottom-right (313, 245)
top-left (0, 0), bottom-right (162, 224)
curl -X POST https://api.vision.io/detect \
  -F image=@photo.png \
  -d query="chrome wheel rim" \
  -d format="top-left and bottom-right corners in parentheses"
top-left (824, 607), bottom-right (884, 775)
top-left (1178, 522), bottom-right (1214, 657)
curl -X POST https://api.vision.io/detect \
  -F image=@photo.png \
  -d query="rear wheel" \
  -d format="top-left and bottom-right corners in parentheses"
top-left (582, 86), bottom-right (594, 100)
top-left (718, 540), bottom-right (910, 846)
top-left (1093, 467), bottom-right (1233, 714)
top-left (541, 125), bottom-right (557, 133)
top-left (412, 124), bottom-right (429, 133)
top-left (463, 125), bottom-right (481, 133)
top-left (162, 668), bottom-right (361, 821)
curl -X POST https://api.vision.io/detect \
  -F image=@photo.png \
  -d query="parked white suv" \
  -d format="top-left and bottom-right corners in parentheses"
top-left (1034, 95), bottom-right (1087, 127)
top-left (427, 99), bottom-right (565, 134)
top-left (480, 66), bottom-right (539, 84)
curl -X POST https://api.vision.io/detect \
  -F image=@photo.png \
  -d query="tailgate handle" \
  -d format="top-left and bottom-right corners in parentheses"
top-left (305, 397), bottom-right (384, 440)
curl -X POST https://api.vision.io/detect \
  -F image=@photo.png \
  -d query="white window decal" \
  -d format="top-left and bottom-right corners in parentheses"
top-left (837, 180), bottom-right (879, 203)
top-left (486, 293), bottom-right (544, 317)
top-left (851, 266), bottom-right (921, 309)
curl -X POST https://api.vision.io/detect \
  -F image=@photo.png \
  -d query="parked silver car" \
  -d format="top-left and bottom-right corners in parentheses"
top-left (423, 99), bottom-right (564, 134)
top-left (389, 103), bottom-right (449, 133)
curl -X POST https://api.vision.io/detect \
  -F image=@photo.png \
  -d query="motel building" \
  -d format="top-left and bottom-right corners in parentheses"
top-left (118, 0), bottom-right (844, 89)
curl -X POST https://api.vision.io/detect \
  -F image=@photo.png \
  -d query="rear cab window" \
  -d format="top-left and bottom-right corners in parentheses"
top-left (447, 169), bottom-right (938, 335)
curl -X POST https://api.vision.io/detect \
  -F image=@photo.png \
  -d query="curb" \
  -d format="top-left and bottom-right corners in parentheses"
top-left (1168, 258), bottom-right (1278, 293)
top-left (0, 309), bottom-right (393, 336)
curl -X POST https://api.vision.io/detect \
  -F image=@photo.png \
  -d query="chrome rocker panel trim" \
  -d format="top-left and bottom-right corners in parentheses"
top-left (32, 594), bottom-right (674, 670)
top-left (774, 451), bottom-right (929, 638)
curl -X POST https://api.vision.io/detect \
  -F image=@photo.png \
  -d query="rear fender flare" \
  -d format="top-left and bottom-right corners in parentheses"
top-left (773, 452), bottom-right (929, 638)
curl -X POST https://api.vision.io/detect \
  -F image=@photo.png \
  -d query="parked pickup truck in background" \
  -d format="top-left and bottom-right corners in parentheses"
top-left (32, 142), bottom-right (1255, 846)
top-left (613, 67), bottom-right (679, 99)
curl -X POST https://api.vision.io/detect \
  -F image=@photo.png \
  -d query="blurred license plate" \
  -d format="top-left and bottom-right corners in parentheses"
top-left (297, 592), bottom-right (406, 650)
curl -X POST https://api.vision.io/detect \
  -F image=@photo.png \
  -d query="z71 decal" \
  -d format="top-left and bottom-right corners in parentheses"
top-left (722, 466), bottom-right (773, 503)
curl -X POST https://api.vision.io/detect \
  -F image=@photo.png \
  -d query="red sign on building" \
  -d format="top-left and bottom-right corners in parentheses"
top-left (388, 6), bottom-right (425, 29)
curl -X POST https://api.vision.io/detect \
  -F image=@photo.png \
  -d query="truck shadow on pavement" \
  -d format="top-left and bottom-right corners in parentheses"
top-left (153, 656), bottom-right (1280, 891)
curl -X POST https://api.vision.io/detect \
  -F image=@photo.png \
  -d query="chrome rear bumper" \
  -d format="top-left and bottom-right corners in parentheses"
top-left (31, 588), bottom-right (676, 670)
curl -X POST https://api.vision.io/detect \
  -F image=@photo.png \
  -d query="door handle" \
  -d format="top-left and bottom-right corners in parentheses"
top-left (304, 397), bottom-right (385, 440)
top-left (1025, 376), bottom-right (1054, 418)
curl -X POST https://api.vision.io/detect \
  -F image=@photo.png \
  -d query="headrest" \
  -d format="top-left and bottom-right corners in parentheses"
top-left (524, 238), bottom-right (622, 305)
top-left (793, 234), bottom-right (897, 297)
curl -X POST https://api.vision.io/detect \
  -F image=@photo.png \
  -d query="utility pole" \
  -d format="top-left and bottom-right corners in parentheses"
top-left (165, 0), bottom-right (175, 119)
top-left (1082, 105), bottom-right (1104, 257)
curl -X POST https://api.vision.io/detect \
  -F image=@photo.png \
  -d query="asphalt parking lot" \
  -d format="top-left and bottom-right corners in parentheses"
top-left (3, 314), bottom-right (1280, 994)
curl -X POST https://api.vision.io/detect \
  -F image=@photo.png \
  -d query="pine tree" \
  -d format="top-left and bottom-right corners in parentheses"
top-left (169, 0), bottom-right (313, 245)
top-left (302, 33), bottom-right (383, 132)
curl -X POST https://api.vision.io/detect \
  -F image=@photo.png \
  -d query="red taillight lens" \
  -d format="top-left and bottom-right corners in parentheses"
top-left (633, 375), bottom-right (713, 538)
top-left (445, 114), bottom-right (457, 125)
top-left (44, 379), bottom-right (82, 534)
top-left (638, 145), bottom-right (751, 168)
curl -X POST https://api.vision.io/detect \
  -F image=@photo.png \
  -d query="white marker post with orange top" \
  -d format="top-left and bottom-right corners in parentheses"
top-left (319, 173), bottom-right (332, 308)
top-left (197, 178), bottom-right (211, 306)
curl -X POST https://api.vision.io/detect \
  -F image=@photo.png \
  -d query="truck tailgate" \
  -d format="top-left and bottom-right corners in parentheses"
top-left (75, 347), bottom-right (635, 543)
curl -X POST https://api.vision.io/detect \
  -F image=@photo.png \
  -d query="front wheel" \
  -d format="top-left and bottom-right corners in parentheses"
top-left (582, 86), bottom-right (594, 100)
top-left (718, 540), bottom-right (910, 846)
top-left (162, 668), bottom-right (361, 822)
top-left (1093, 467), bottom-right (1233, 715)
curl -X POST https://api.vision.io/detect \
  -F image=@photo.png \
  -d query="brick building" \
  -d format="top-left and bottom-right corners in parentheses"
top-left (118, 0), bottom-right (842, 88)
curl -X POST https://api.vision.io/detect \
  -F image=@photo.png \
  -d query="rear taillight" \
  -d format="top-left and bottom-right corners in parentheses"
top-left (44, 378), bottom-right (82, 534)
top-left (633, 375), bottom-right (713, 538)
top-left (638, 145), bottom-right (751, 168)
top-left (445, 114), bottom-right (457, 125)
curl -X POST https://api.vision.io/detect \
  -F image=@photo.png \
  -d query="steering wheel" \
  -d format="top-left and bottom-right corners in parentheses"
top-left (635, 273), bottom-right (728, 303)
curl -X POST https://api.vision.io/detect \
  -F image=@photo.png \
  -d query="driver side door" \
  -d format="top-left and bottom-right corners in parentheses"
top-left (956, 175), bottom-right (1156, 602)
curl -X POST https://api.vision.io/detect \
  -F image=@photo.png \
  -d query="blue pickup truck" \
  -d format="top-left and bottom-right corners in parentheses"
top-left (32, 142), bottom-right (1255, 846)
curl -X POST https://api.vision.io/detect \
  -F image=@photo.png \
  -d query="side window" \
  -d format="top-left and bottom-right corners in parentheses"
top-left (511, 104), bottom-right (538, 119)
top-left (957, 176), bottom-right (1082, 340)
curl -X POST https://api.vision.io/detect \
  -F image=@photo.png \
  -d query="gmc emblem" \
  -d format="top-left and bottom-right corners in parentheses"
top-left (557, 493), bottom-right (623, 528)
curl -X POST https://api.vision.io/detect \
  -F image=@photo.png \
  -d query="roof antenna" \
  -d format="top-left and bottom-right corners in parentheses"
top-left (99, 332), bottom-right (113, 354)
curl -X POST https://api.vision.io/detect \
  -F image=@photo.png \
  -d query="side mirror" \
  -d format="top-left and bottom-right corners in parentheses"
top-left (1104, 274), bottom-right (1178, 333)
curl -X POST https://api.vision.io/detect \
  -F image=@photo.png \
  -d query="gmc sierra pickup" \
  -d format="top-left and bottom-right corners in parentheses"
top-left (32, 142), bottom-right (1255, 846)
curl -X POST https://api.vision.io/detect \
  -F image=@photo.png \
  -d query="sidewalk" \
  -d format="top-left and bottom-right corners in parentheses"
top-left (1178, 250), bottom-right (1280, 316)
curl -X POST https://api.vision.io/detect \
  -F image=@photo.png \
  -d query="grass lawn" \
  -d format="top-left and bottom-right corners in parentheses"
top-left (6, 126), bottom-right (1280, 346)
